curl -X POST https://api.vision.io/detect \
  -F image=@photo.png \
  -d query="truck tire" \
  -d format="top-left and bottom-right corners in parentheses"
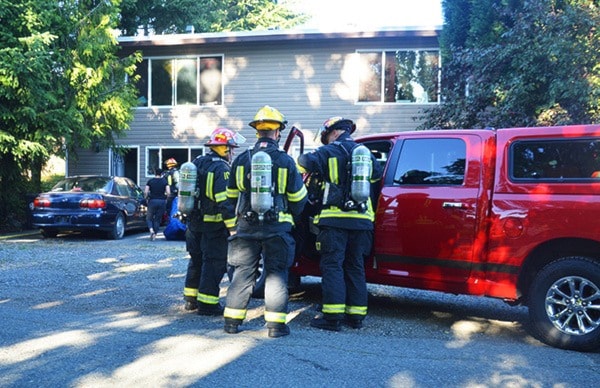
top-left (527, 257), bottom-right (600, 351)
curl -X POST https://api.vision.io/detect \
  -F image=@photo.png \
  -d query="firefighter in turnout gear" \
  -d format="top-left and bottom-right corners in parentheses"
top-left (182, 128), bottom-right (243, 314)
top-left (223, 106), bottom-right (307, 338)
top-left (297, 116), bottom-right (383, 331)
top-left (163, 158), bottom-right (180, 218)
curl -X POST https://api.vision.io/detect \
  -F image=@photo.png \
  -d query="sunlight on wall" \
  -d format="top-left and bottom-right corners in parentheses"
top-left (293, 55), bottom-right (315, 79)
top-left (0, 330), bottom-right (95, 365)
top-left (334, 54), bottom-right (355, 102)
top-left (72, 334), bottom-right (257, 387)
top-left (306, 85), bottom-right (322, 107)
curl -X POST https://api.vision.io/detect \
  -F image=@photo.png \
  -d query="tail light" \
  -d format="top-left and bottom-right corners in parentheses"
top-left (80, 198), bottom-right (106, 209)
top-left (33, 197), bottom-right (51, 208)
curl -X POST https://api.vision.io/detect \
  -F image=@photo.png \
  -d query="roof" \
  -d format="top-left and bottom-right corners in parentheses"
top-left (117, 26), bottom-right (442, 48)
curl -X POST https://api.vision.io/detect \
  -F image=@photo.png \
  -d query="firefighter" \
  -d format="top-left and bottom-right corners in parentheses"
top-left (223, 105), bottom-right (307, 338)
top-left (183, 128), bottom-right (242, 313)
top-left (297, 116), bottom-right (383, 331)
top-left (163, 158), bottom-right (180, 217)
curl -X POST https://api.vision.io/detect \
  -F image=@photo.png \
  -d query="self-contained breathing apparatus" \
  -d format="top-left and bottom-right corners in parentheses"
top-left (322, 143), bottom-right (372, 213)
top-left (242, 149), bottom-right (287, 224)
top-left (177, 161), bottom-right (198, 215)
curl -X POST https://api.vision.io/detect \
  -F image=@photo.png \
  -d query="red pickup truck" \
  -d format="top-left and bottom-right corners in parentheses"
top-left (290, 124), bottom-right (600, 351)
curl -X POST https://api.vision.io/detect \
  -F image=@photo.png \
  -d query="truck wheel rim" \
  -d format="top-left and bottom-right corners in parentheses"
top-left (545, 276), bottom-right (600, 335)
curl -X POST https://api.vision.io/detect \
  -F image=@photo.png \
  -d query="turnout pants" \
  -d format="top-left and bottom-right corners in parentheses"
top-left (197, 228), bottom-right (229, 306)
top-left (184, 227), bottom-right (203, 301)
top-left (317, 227), bottom-right (373, 321)
top-left (224, 233), bottom-right (295, 325)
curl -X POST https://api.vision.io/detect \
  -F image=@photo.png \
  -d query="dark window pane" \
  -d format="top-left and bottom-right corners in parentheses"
top-left (134, 59), bottom-right (148, 106)
top-left (200, 57), bottom-right (222, 104)
top-left (394, 139), bottom-right (466, 185)
top-left (358, 52), bottom-right (382, 102)
top-left (151, 59), bottom-right (173, 106)
top-left (511, 139), bottom-right (600, 180)
top-left (176, 59), bottom-right (197, 105)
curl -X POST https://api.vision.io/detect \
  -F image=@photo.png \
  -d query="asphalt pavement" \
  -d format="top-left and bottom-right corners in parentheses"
top-left (1, 230), bottom-right (599, 387)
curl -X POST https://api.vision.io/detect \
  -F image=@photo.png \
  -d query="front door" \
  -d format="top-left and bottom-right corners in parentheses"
top-left (373, 135), bottom-right (483, 289)
top-left (112, 147), bottom-right (139, 184)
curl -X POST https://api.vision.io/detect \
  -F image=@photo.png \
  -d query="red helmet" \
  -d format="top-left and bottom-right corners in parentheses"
top-left (205, 128), bottom-right (243, 147)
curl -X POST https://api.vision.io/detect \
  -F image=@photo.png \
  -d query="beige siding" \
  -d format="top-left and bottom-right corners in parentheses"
top-left (70, 29), bottom-right (440, 177)
top-left (68, 148), bottom-right (110, 177)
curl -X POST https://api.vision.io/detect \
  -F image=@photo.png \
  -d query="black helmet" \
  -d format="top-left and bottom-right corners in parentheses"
top-left (315, 116), bottom-right (356, 144)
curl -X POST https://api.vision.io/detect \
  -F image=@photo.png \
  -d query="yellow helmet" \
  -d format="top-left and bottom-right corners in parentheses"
top-left (248, 105), bottom-right (287, 131)
top-left (165, 158), bottom-right (178, 168)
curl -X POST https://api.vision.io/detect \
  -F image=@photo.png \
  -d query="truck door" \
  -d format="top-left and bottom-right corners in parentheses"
top-left (373, 135), bottom-right (483, 288)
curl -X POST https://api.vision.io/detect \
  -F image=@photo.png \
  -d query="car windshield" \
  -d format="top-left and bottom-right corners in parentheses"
top-left (51, 177), bottom-right (112, 193)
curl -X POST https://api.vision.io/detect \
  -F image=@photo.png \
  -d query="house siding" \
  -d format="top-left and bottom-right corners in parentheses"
top-left (69, 28), bottom-right (440, 180)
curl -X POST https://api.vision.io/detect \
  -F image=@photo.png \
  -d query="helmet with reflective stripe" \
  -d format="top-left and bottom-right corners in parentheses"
top-left (249, 105), bottom-right (287, 131)
top-left (206, 127), bottom-right (246, 158)
top-left (165, 158), bottom-right (178, 168)
top-left (315, 116), bottom-right (356, 143)
top-left (205, 128), bottom-right (243, 147)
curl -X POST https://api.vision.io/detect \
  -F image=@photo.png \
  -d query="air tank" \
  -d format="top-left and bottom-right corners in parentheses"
top-left (350, 144), bottom-right (372, 204)
top-left (250, 151), bottom-right (273, 221)
top-left (177, 161), bottom-right (197, 215)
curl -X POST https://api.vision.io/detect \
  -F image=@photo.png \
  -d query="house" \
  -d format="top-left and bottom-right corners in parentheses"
top-left (67, 26), bottom-right (442, 185)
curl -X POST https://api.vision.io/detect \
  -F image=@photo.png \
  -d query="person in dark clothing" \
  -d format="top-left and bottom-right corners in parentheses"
top-left (223, 105), bottom-right (307, 338)
top-left (163, 158), bottom-right (180, 218)
top-left (297, 116), bottom-right (383, 331)
top-left (144, 168), bottom-right (170, 241)
top-left (182, 128), bottom-right (243, 314)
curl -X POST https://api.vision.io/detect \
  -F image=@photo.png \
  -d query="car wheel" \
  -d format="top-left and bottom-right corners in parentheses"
top-left (107, 213), bottom-right (126, 240)
top-left (527, 256), bottom-right (600, 351)
top-left (40, 229), bottom-right (58, 238)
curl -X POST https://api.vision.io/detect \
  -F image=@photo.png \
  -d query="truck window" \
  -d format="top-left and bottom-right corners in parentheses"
top-left (393, 138), bottom-right (466, 185)
top-left (361, 140), bottom-right (393, 170)
top-left (511, 138), bottom-right (600, 181)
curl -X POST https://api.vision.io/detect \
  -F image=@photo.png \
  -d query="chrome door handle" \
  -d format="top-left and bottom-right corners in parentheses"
top-left (442, 202), bottom-right (465, 209)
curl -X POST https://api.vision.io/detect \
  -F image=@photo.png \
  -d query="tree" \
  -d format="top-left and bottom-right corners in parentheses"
top-left (119, 0), bottom-right (308, 36)
top-left (0, 0), bottom-right (140, 229)
top-left (421, 0), bottom-right (600, 130)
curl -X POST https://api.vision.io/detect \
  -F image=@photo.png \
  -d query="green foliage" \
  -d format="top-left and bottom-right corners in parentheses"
top-left (0, 0), bottom-right (140, 229)
top-left (41, 174), bottom-right (66, 193)
top-left (119, 0), bottom-right (308, 35)
top-left (423, 0), bottom-right (600, 130)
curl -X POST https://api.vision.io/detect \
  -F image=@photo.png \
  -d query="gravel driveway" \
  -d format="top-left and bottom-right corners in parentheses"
top-left (1, 230), bottom-right (599, 387)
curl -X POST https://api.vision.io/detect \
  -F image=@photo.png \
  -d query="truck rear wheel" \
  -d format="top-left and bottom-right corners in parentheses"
top-left (528, 257), bottom-right (600, 351)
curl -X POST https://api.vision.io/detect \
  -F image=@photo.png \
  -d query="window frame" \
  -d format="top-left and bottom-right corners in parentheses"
top-left (391, 138), bottom-right (466, 186)
top-left (509, 137), bottom-right (600, 183)
top-left (146, 147), bottom-right (205, 177)
top-left (135, 55), bottom-right (224, 108)
top-left (356, 48), bottom-right (441, 105)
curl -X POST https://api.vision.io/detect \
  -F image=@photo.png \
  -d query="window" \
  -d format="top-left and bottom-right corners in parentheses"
top-left (393, 139), bottom-right (466, 185)
top-left (511, 139), bottom-right (600, 181)
top-left (135, 56), bottom-right (223, 107)
top-left (358, 50), bottom-right (440, 104)
top-left (147, 147), bottom-right (205, 176)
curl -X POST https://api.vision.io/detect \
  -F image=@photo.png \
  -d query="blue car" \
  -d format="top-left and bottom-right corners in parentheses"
top-left (32, 176), bottom-right (148, 239)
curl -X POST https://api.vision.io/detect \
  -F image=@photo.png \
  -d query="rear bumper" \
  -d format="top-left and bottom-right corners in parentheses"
top-left (32, 212), bottom-right (114, 231)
